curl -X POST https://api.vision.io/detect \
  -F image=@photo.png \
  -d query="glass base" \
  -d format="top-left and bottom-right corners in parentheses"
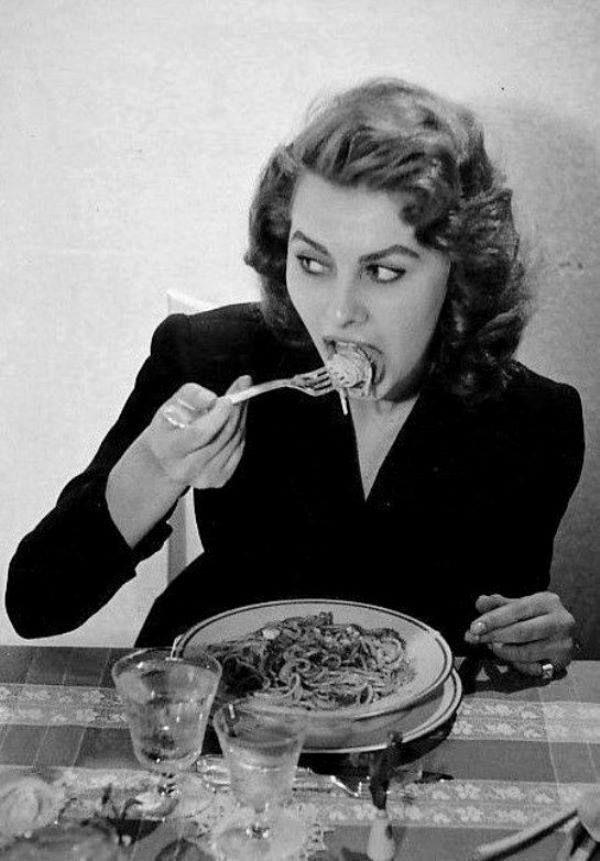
top-left (213, 809), bottom-right (305, 860)
top-left (135, 773), bottom-right (214, 820)
top-left (135, 783), bottom-right (180, 819)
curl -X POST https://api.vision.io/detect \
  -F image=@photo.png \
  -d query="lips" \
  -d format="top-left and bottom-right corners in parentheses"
top-left (325, 340), bottom-right (378, 397)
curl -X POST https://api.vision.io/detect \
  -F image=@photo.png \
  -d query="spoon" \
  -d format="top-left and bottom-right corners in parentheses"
top-left (470, 789), bottom-right (600, 860)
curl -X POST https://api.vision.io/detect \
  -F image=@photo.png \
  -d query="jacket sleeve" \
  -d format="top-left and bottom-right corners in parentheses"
top-left (493, 381), bottom-right (585, 597)
top-left (5, 314), bottom-right (193, 638)
top-left (546, 384), bottom-right (585, 530)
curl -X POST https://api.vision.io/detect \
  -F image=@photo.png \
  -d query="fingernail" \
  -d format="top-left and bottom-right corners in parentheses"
top-left (471, 621), bottom-right (486, 636)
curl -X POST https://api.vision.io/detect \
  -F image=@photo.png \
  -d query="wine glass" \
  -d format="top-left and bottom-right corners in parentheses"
top-left (111, 647), bottom-right (221, 816)
top-left (212, 699), bottom-right (307, 860)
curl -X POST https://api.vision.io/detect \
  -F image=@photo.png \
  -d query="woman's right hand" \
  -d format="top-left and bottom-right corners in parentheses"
top-left (106, 375), bottom-right (252, 548)
top-left (141, 376), bottom-right (251, 491)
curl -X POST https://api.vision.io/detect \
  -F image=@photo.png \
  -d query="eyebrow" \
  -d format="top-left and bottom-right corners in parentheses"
top-left (290, 230), bottom-right (420, 261)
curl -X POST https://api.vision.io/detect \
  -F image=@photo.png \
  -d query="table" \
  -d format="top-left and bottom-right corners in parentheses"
top-left (0, 646), bottom-right (599, 859)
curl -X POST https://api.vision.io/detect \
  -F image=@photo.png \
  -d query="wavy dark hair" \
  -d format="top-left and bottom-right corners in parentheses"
top-left (244, 78), bottom-right (530, 402)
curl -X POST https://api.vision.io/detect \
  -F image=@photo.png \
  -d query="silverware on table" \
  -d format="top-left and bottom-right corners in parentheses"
top-left (196, 753), bottom-right (451, 801)
top-left (554, 789), bottom-right (600, 860)
top-left (368, 732), bottom-right (405, 810)
top-left (470, 806), bottom-right (578, 860)
top-left (227, 367), bottom-right (333, 403)
top-left (367, 733), bottom-right (404, 861)
top-left (196, 755), bottom-right (364, 799)
top-left (555, 822), bottom-right (597, 861)
top-left (472, 788), bottom-right (600, 860)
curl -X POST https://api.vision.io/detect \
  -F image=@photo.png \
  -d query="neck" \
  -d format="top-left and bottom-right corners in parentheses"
top-left (349, 393), bottom-right (419, 423)
top-left (349, 393), bottom-right (420, 500)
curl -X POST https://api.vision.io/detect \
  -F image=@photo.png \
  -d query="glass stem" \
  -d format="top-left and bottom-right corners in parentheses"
top-left (247, 807), bottom-right (271, 840)
top-left (158, 773), bottom-right (177, 797)
top-left (248, 821), bottom-right (271, 839)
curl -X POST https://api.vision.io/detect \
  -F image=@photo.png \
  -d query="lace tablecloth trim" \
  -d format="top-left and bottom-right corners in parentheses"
top-left (0, 765), bottom-right (596, 834)
top-left (304, 780), bottom-right (598, 830)
top-left (0, 684), bottom-right (126, 729)
top-left (454, 699), bottom-right (600, 742)
top-left (3, 685), bottom-right (600, 743)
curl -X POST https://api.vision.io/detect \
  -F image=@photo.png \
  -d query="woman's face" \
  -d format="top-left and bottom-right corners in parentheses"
top-left (286, 172), bottom-right (450, 401)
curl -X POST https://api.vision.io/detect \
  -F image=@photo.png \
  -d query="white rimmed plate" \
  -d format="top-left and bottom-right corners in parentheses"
top-left (175, 599), bottom-right (453, 721)
top-left (303, 668), bottom-right (462, 752)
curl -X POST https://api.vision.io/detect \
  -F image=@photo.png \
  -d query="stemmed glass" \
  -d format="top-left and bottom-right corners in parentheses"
top-left (112, 647), bottom-right (222, 817)
top-left (212, 699), bottom-right (307, 860)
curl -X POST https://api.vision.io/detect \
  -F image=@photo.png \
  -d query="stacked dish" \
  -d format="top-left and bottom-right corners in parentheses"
top-left (175, 599), bottom-right (461, 753)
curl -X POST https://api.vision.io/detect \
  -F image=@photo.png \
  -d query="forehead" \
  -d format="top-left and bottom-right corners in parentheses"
top-left (290, 172), bottom-right (416, 248)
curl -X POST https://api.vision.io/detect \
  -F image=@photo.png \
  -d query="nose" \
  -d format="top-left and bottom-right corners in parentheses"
top-left (323, 279), bottom-right (368, 332)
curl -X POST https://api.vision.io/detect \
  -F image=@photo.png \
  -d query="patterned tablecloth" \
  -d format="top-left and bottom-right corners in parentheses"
top-left (0, 646), bottom-right (599, 859)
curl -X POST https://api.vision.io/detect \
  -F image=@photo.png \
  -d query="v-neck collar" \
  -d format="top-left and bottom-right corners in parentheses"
top-left (269, 337), bottom-right (470, 513)
top-left (349, 394), bottom-right (421, 500)
top-left (275, 377), bottom-right (442, 516)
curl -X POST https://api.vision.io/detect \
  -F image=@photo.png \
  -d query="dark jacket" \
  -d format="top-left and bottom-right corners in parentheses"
top-left (6, 303), bottom-right (585, 653)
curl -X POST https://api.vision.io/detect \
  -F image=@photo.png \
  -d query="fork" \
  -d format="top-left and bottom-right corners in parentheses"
top-left (196, 755), bottom-right (363, 798)
top-left (227, 367), bottom-right (334, 404)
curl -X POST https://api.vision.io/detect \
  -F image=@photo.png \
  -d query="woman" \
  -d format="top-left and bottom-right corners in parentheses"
top-left (7, 79), bottom-right (583, 677)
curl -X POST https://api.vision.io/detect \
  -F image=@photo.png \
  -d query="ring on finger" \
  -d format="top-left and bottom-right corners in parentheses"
top-left (540, 661), bottom-right (555, 681)
top-left (161, 405), bottom-right (188, 430)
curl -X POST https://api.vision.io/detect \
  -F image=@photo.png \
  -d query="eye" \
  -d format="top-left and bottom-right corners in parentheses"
top-left (365, 264), bottom-right (406, 284)
top-left (296, 254), bottom-right (329, 275)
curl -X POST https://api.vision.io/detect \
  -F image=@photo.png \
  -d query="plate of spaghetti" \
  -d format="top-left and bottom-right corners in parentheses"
top-left (175, 600), bottom-right (453, 723)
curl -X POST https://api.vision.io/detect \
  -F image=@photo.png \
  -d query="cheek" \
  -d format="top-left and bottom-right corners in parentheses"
top-left (428, 261), bottom-right (450, 320)
top-left (423, 293), bottom-right (446, 333)
top-left (285, 261), bottom-right (302, 308)
top-left (380, 290), bottom-right (446, 367)
top-left (385, 292), bottom-right (443, 338)
top-left (286, 270), bottom-right (320, 325)
top-left (291, 298), bottom-right (321, 338)
top-left (405, 273), bottom-right (448, 334)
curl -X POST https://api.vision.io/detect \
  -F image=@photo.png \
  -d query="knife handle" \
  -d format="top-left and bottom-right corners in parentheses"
top-left (367, 809), bottom-right (396, 861)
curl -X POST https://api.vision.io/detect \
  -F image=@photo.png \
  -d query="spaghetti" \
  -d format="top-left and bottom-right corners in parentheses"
top-left (205, 611), bottom-right (414, 711)
top-left (326, 342), bottom-right (374, 398)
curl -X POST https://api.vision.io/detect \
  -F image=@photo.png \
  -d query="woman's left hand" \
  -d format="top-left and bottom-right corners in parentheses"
top-left (464, 592), bottom-right (576, 677)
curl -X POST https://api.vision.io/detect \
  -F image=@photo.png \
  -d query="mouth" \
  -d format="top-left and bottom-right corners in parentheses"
top-left (324, 340), bottom-right (380, 398)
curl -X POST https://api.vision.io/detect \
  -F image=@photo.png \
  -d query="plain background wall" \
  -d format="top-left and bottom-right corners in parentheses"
top-left (1, 0), bottom-right (599, 652)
